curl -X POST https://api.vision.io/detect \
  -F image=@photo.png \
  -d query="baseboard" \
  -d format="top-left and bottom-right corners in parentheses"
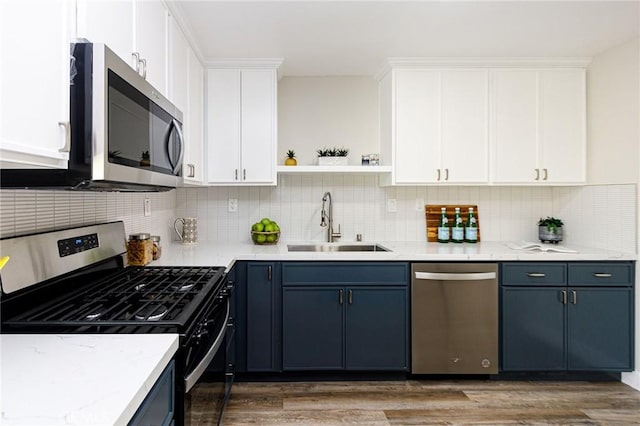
top-left (622, 371), bottom-right (640, 391)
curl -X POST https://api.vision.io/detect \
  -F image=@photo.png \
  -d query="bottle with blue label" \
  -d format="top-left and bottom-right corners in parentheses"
top-left (452, 207), bottom-right (464, 243)
top-left (465, 207), bottom-right (478, 243)
top-left (437, 207), bottom-right (450, 243)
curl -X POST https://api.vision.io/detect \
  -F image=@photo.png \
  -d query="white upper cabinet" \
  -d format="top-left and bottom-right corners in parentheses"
top-left (184, 42), bottom-right (204, 184)
top-left (207, 68), bottom-right (277, 185)
top-left (76, 0), bottom-right (168, 94)
top-left (0, 0), bottom-right (72, 169)
top-left (490, 68), bottom-right (586, 184)
top-left (384, 68), bottom-right (489, 184)
top-left (168, 17), bottom-right (188, 114)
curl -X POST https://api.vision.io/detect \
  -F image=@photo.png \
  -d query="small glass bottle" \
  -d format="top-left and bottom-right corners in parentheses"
top-left (437, 207), bottom-right (450, 243)
top-left (150, 235), bottom-right (162, 261)
top-left (127, 233), bottom-right (153, 266)
top-left (452, 207), bottom-right (464, 243)
top-left (465, 207), bottom-right (478, 243)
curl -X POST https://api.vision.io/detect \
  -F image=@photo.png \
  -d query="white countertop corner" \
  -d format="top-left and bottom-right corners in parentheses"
top-left (1, 334), bottom-right (179, 426)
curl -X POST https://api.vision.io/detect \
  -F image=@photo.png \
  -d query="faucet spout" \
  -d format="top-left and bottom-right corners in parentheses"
top-left (320, 192), bottom-right (340, 242)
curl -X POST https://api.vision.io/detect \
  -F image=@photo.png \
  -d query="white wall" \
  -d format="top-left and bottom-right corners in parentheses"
top-left (277, 76), bottom-right (379, 166)
top-left (587, 37), bottom-right (640, 184)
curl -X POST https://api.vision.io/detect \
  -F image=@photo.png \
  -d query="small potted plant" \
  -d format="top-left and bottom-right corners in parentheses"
top-left (317, 146), bottom-right (349, 166)
top-left (284, 150), bottom-right (297, 166)
top-left (139, 150), bottom-right (150, 167)
top-left (538, 217), bottom-right (564, 244)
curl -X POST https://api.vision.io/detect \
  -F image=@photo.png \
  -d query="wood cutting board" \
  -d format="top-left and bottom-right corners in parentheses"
top-left (425, 205), bottom-right (480, 242)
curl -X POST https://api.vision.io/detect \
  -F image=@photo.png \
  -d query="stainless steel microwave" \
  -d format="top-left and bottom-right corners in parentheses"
top-left (1, 42), bottom-right (183, 191)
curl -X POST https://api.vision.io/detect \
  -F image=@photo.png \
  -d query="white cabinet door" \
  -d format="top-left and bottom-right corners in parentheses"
top-left (490, 70), bottom-right (538, 183)
top-left (184, 48), bottom-right (204, 184)
top-left (441, 70), bottom-right (489, 183)
top-left (490, 69), bottom-right (586, 184)
top-left (135, 0), bottom-right (167, 94)
top-left (538, 69), bottom-right (586, 183)
top-left (207, 70), bottom-right (241, 183)
top-left (240, 69), bottom-right (276, 184)
top-left (0, 0), bottom-right (71, 169)
top-left (76, 0), bottom-right (134, 66)
top-left (168, 17), bottom-right (188, 115)
top-left (394, 69), bottom-right (441, 184)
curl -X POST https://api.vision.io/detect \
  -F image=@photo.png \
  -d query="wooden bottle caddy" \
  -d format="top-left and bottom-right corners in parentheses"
top-left (425, 205), bottom-right (480, 242)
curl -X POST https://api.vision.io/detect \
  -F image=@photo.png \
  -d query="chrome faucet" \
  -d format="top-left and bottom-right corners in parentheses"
top-left (320, 191), bottom-right (341, 242)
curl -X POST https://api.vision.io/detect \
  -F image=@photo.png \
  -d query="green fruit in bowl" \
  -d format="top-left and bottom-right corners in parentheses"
top-left (252, 222), bottom-right (264, 232)
top-left (266, 234), bottom-right (277, 243)
top-left (255, 234), bottom-right (267, 244)
top-left (264, 223), bottom-right (275, 232)
top-left (260, 218), bottom-right (271, 226)
top-left (272, 224), bottom-right (280, 232)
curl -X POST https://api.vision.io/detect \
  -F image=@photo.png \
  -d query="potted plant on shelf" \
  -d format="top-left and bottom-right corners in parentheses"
top-left (284, 150), bottom-right (297, 166)
top-left (316, 147), bottom-right (349, 166)
top-left (139, 150), bottom-right (150, 167)
top-left (538, 217), bottom-right (564, 244)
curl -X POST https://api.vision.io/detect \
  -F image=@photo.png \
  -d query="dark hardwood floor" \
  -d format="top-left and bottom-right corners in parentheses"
top-left (191, 379), bottom-right (640, 425)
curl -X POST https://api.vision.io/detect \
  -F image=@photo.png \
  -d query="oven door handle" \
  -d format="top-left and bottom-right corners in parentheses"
top-left (184, 298), bottom-right (230, 392)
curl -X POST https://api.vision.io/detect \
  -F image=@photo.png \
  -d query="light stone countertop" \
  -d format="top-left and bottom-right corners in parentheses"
top-left (152, 240), bottom-right (635, 270)
top-left (1, 334), bottom-right (179, 426)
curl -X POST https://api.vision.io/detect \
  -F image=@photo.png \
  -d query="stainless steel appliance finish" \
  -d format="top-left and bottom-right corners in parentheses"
top-left (411, 263), bottom-right (498, 374)
top-left (0, 222), bottom-right (232, 426)
top-left (1, 43), bottom-right (183, 191)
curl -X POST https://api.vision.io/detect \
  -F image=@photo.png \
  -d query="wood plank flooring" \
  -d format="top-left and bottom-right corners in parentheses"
top-left (191, 379), bottom-right (640, 425)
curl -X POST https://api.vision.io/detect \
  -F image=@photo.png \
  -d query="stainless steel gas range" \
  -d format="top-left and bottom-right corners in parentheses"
top-left (0, 221), bottom-right (234, 426)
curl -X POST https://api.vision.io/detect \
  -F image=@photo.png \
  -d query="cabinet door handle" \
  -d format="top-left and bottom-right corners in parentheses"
top-left (561, 290), bottom-right (567, 305)
top-left (339, 289), bottom-right (343, 305)
top-left (140, 58), bottom-right (147, 79)
top-left (543, 168), bottom-right (548, 181)
top-left (267, 265), bottom-right (272, 281)
top-left (58, 121), bottom-right (71, 153)
top-left (535, 169), bottom-right (540, 180)
top-left (571, 290), bottom-right (577, 304)
top-left (132, 52), bottom-right (140, 73)
top-left (235, 169), bottom-right (238, 180)
top-left (348, 289), bottom-right (353, 305)
top-left (187, 164), bottom-right (195, 178)
top-left (593, 273), bottom-right (612, 278)
top-left (527, 272), bottom-right (546, 278)
top-left (445, 168), bottom-right (449, 181)
top-left (437, 169), bottom-right (441, 181)
top-left (243, 169), bottom-right (246, 180)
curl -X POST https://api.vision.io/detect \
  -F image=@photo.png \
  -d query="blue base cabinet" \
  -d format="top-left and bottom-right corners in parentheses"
top-left (282, 262), bottom-right (409, 371)
top-left (501, 262), bottom-right (634, 372)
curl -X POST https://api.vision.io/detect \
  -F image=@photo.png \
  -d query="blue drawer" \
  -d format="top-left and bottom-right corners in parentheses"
top-left (501, 263), bottom-right (567, 286)
top-left (568, 262), bottom-right (634, 286)
top-left (282, 262), bottom-right (408, 286)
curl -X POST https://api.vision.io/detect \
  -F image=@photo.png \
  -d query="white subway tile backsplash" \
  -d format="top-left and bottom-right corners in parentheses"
top-left (1, 183), bottom-right (635, 254)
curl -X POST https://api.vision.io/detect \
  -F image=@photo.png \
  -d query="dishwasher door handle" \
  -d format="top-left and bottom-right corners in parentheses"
top-left (414, 271), bottom-right (497, 281)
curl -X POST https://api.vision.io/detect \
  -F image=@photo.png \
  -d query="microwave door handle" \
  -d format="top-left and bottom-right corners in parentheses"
top-left (173, 119), bottom-right (185, 175)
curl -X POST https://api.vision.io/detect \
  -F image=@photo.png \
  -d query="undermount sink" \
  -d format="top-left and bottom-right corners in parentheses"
top-left (287, 243), bottom-right (391, 252)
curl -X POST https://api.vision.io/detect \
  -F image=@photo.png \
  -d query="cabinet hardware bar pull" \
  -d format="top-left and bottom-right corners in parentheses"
top-left (132, 52), bottom-right (140, 73)
top-left (415, 272), bottom-right (496, 281)
top-left (348, 289), bottom-right (353, 305)
top-left (58, 121), bottom-right (71, 153)
top-left (437, 169), bottom-right (441, 181)
top-left (190, 164), bottom-right (196, 178)
top-left (445, 168), bottom-right (449, 181)
top-left (561, 290), bottom-right (567, 305)
top-left (593, 273), bottom-right (612, 278)
top-left (543, 168), bottom-right (548, 180)
top-left (339, 289), bottom-right (343, 305)
top-left (571, 290), bottom-right (577, 304)
top-left (535, 169), bottom-right (540, 180)
top-left (243, 169), bottom-right (246, 180)
top-left (140, 58), bottom-right (147, 79)
top-left (235, 169), bottom-right (238, 180)
top-left (267, 265), bottom-right (272, 281)
top-left (527, 273), bottom-right (546, 278)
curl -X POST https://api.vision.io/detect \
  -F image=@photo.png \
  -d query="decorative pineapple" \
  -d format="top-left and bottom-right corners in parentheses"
top-left (285, 150), bottom-right (297, 166)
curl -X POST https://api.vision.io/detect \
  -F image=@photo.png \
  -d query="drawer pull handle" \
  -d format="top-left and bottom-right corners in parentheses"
top-left (527, 273), bottom-right (546, 278)
top-left (593, 273), bottom-right (612, 278)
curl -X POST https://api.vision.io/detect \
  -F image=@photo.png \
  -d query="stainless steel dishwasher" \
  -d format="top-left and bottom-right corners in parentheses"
top-left (411, 263), bottom-right (498, 374)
